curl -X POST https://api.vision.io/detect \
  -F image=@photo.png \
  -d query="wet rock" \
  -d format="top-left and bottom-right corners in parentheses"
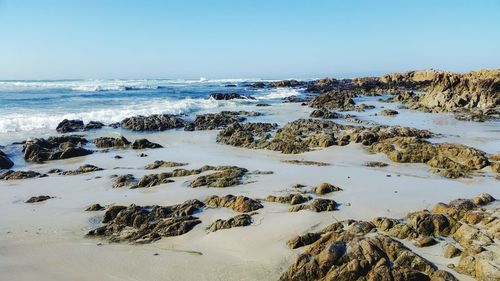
top-left (287, 233), bottom-right (321, 249)
top-left (0, 170), bottom-right (47, 180)
top-left (312, 183), bottom-right (342, 195)
top-left (282, 96), bottom-right (313, 103)
top-left (61, 164), bottom-right (103, 175)
top-left (269, 80), bottom-right (304, 88)
top-left (120, 114), bottom-right (185, 131)
top-left (130, 166), bottom-right (215, 188)
top-left (208, 93), bottom-right (254, 100)
top-left (25, 195), bottom-right (53, 203)
top-left (83, 121), bottom-right (105, 130)
top-left (282, 160), bottom-right (330, 166)
top-left (380, 109), bottom-right (399, 116)
top-left (309, 108), bottom-right (340, 119)
top-left (47, 168), bottom-right (63, 174)
top-left (85, 203), bottom-right (105, 211)
top-left (87, 199), bottom-right (205, 243)
top-left (204, 195), bottom-right (263, 213)
top-left (93, 136), bottom-right (130, 148)
top-left (308, 90), bottom-right (356, 110)
top-left (189, 166), bottom-right (248, 188)
top-left (265, 193), bottom-right (312, 205)
top-left (0, 150), bottom-right (14, 169)
top-left (207, 214), bottom-right (253, 232)
top-left (256, 103), bottom-right (271, 107)
top-left (364, 161), bottom-right (389, 167)
top-left (56, 119), bottom-right (84, 133)
top-left (144, 160), bottom-right (187, 169)
top-left (289, 198), bottom-right (338, 212)
top-left (23, 136), bottom-right (91, 163)
top-left (131, 139), bottom-right (163, 149)
top-left (189, 111), bottom-right (245, 130)
top-left (248, 82), bottom-right (266, 88)
top-left (443, 243), bottom-right (462, 258)
top-left (216, 122), bottom-right (278, 148)
top-left (113, 174), bottom-right (138, 188)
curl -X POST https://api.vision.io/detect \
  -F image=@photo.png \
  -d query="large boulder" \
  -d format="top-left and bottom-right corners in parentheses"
top-left (56, 119), bottom-right (84, 133)
top-left (0, 150), bottom-right (14, 169)
top-left (23, 136), bottom-right (92, 163)
top-left (93, 136), bottom-right (130, 148)
top-left (120, 114), bottom-right (185, 131)
top-left (204, 194), bottom-right (263, 213)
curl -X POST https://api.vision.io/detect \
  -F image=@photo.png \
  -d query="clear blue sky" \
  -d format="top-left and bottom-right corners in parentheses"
top-left (0, 0), bottom-right (499, 79)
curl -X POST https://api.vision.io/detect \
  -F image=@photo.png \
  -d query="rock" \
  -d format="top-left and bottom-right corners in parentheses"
top-left (113, 174), bottom-right (138, 188)
top-left (85, 204), bottom-right (105, 211)
top-left (216, 122), bottom-right (278, 148)
top-left (268, 80), bottom-right (304, 88)
top-left (312, 183), bottom-right (342, 195)
top-left (309, 108), bottom-right (340, 119)
top-left (380, 109), bottom-right (399, 116)
top-left (87, 199), bottom-right (205, 243)
top-left (282, 160), bottom-right (330, 166)
top-left (23, 136), bottom-right (92, 163)
top-left (0, 170), bottom-right (47, 180)
top-left (25, 195), bottom-right (53, 203)
top-left (204, 195), bottom-right (263, 213)
top-left (308, 91), bottom-right (356, 110)
top-left (93, 136), bottom-right (130, 148)
top-left (144, 160), bottom-right (187, 169)
top-left (61, 164), bottom-right (103, 175)
top-left (491, 162), bottom-right (500, 173)
top-left (287, 233), bottom-right (321, 249)
top-left (188, 111), bottom-right (245, 130)
top-left (84, 121), bottom-right (105, 130)
top-left (120, 114), bottom-right (185, 131)
top-left (415, 236), bottom-right (438, 247)
top-left (248, 82), bottom-right (266, 88)
top-left (0, 150), bottom-right (14, 169)
top-left (265, 194), bottom-right (312, 205)
top-left (47, 168), bottom-right (63, 174)
top-left (207, 214), bottom-right (253, 232)
top-left (130, 166), bottom-right (215, 189)
top-left (364, 161), bottom-right (389, 167)
top-left (56, 119), bottom-right (84, 133)
top-left (443, 243), bottom-right (462, 258)
top-left (131, 139), bottom-right (163, 149)
top-left (208, 93), bottom-right (254, 100)
top-left (189, 166), bottom-right (248, 188)
top-left (289, 199), bottom-right (338, 212)
top-left (256, 103), bottom-right (271, 107)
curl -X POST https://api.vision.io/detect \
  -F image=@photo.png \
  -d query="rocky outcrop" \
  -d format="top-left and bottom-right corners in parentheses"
top-left (309, 108), bottom-right (340, 119)
top-left (0, 150), bottom-right (14, 169)
top-left (120, 114), bottom-right (185, 131)
top-left (93, 136), bottom-right (130, 148)
top-left (56, 119), bottom-right (105, 133)
top-left (308, 91), bottom-right (356, 110)
top-left (379, 109), bottom-right (399, 116)
top-left (207, 214), bottom-right (254, 232)
top-left (289, 199), bottom-right (338, 212)
top-left (189, 166), bottom-right (248, 188)
top-left (0, 170), bottom-right (47, 180)
top-left (268, 80), bottom-right (305, 88)
top-left (204, 195), bottom-right (263, 213)
top-left (86, 199), bottom-right (205, 243)
top-left (144, 160), bottom-right (187, 169)
top-left (60, 164), bottom-right (103, 175)
top-left (112, 174), bottom-right (137, 188)
top-left (25, 195), bottom-right (53, 203)
top-left (265, 193), bottom-right (312, 205)
top-left (23, 136), bottom-right (92, 163)
top-left (125, 166), bottom-right (216, 189)
top-left (311, 183), bottom-right (341, 195)
top-left (286, 233), bottom-right (321, 249)
top-left (131, 139), bottom-right (163, 149)
top-left (208, 93), bottom-right (255, 100)
top-left (85, 203), bottom-right (105, 211)
top-left (185, 111), bottom-right (247, 131)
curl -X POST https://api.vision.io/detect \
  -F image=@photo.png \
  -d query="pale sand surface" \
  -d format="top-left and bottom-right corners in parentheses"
top-left (1, 102), bottom-right (498, 281)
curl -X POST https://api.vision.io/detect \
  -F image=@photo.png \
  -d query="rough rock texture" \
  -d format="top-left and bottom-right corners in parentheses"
top-left (112, 174), bottom-right (138, 188)
top-left (93, 136), bottom-right (130, 148)
top-left (131, 139), bottom-right (163, 149)
top-left (308, 91), bottom-right (356, 110)
top-left (312, 183), bottom-right (342, 195)
top-left (208, 93), bottom-right (255, 100)
top-left (364, 161), bottom-right (389, 167)
top-left (61, 164), bottom-right (103, 175)
top-left (128, 166), bottom-right (215, 189)
top-left (282, 160), bottom-right (331, 166)
top-left (204, 195), bottom-right (263, 213)
top-left (189, 166), bottom-right (248, 188)
top-left (380, 109), bottom-right (399, 116)
top-left (287, 233), bottom-right (322, 249)
top-left (85, 203), bottom-right (105, 211)
top-left (269, 80), bottom-right (305, 88)
top-left (83, 121), bottom-right (105, 130)
top-left (120, 114), bottom-right (185, 131)
top-left (207, 214), bottom-right (253, 232)
top-left (144, 160), bottom-right (187, 170)
top-left (216, 122), bottom-right (278, 148)
top-left (0, 150), bottom-right (14, 169)
top-left (56, 119), bottom-right (84, 133)
top-left (309, 108), bottom-right (340, 119)
top-left (25, 195), bottom-right (53, 203)
top-left (186, 111), bottom-right (246, 131)
top-left (265, 193), bottom-right (312, 205)
top-left (87, 199), bottom-right (205, 243)
top-left (370, 137), bottom-right (490, 178)
top-left (289, 199), bottom-right (338, 213)
top-left (23, 136), bottom-right (92, 163)
top-left (0, 170), bottom-right (47, 180)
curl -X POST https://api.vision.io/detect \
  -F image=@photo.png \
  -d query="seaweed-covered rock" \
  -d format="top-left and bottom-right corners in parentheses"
top-left (289, 199), bottom-right (338, 212)
top-left (287, 233), bottom-right (322, 249)
top-left (93, 136), bottom-right (130, 148)
top-left (312, 183), bottom-right (342, 195)
top-left (0, 150), bottom-right (14, 169)
top-left (144, 160), bottom-right (187, 169)
top-left (120, 114), bottom-right (185, 131)
top-left (25, 195), bottom-right (53, 203)
top-left (204, 195), bottom-right (263, 213)
top-left (23, 136), bottom-right (91, 163)
top-left (208, 93), bottom-right (254, 100)
top-left (131, 139), bottom-right (163, 149)
top-left (0, 170), bottom-right (47, 180)
top-left (86, 199), bottom-right (205, 243)
top-left (207, 214), bottom-right (253, 232)
top-left (189, 166), bottom-right (248, 188)
top-left (61, 164), bottom-right (103, 175)
top-left (265, 193), bottom-right (312, 205)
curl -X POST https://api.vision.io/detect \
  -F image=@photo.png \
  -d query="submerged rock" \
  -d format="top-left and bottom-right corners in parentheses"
top-left (93, 136), bottom-right (130, 148)
top-left (207, 214), bottom-right (253, 232)
top-left (204, 195), bottom-right (263, 213)
top-left (87, 199), bottom-right (205, 243)
top-left (23, 136), bottom-right (92, 163)
top-left (120, 114), bottom-right (185, 131)
top-left (189, 166), bottom-right (248, 188)
top-left (0, 150), bottom-right (14, 169)
top-left (25, 195), bottom-right (53, 203)
top-left (0, 170), bottom-right (46, 180)
top-left (131, 139), bottom-right (163, 149)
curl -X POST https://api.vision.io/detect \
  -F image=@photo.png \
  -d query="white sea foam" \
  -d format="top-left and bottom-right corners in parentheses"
top-left (0, 98), bottom-right (230, 134)
top-left (257, 88), bottom-right (300, 100)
